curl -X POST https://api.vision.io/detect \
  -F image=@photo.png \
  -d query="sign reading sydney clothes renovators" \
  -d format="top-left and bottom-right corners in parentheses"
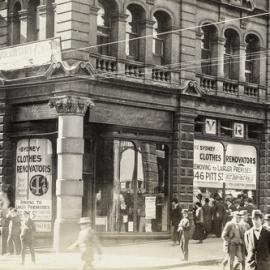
top-left (16, 139), bottom-right (53, 232)
top-left (194, 140), bottom-right (257, 190)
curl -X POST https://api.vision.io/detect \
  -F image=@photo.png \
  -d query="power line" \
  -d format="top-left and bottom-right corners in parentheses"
top-left (65, 11), bottom-right (270, 54)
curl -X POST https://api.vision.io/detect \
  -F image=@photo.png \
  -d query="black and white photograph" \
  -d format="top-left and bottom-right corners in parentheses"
top-left (0, 0), bottom-right (270, 269)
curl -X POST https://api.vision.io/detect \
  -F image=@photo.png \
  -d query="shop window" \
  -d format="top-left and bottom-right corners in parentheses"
top-left (224, 29), bottom-right (240, 80)
top-left (152, 11), bottom-right (172, 65)
top-left (245, 34), bottom-right (260, 84)
top-left (201, 24), bottom-right (218, 76)
top-left (27, 0), bottom-right (40, 42)
top-left (95, 140), bottom-right (169, 233)
top-left (220, 119), bottom-right (233, 137)
top-left (247, 123), bottom-right (261, 139)
top-left (12, 2), bottom-right (21, 45)
top-left (126, 4), bottom-right (146, 61)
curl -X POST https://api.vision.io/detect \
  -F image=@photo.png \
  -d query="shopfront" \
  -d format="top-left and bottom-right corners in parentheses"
top-left (93, 137), bottom-right (170, 233)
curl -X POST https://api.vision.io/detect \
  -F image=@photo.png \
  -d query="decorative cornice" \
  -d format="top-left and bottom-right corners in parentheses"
top-left (180, 80), bottom-right (208, 96)
top-left (48, 95), bottom-right (94, 115)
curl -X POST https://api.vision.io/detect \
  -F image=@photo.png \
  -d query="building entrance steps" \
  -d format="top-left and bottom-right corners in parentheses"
top-left (0, 238), bottom-right (224, 270)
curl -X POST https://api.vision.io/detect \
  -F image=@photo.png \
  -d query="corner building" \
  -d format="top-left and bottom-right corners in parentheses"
top-left (0, 0), bottom-right (269, 250)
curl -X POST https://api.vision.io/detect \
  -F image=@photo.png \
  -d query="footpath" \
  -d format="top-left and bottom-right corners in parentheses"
top-left (0, 238), bottom-right (224, 270)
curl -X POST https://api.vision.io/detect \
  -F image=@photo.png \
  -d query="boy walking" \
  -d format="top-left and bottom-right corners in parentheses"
top-left (69, 217), bottom-right (102, 270)
top-left (20, 211), bottom-right (35, 265)
top-left (178, 209), bottom-right (191, 261)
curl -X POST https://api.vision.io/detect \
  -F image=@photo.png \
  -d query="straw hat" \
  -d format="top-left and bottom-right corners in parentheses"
top-left (79, 217), bottom-right (91, 224)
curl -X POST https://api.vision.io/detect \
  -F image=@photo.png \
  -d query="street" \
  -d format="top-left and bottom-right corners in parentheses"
top-left (0, 238), bottom-right (224, 270)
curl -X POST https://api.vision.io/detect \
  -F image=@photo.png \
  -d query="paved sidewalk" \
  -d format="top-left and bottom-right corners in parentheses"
top-left (0, 238), bottom-right (224, 270)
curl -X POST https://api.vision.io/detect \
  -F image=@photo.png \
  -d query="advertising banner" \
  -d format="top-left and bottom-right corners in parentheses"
top-left (194, 140), bottom-right (257, 190)
top-left (0, 38), bottom-right (61, 71)
top-left (15, 139), bottom-right (53, 232)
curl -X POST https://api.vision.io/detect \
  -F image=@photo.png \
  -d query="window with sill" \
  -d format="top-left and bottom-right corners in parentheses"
top-left (153, 11), bottom-right (172, 65)
top-left (245, 34), bottom-right (260, 84)
top-left (201, 24), bottom-right (218, 76)
top-left (96, 0), bottom-right (117, 56)
top-left (12, 2), bottom-right (21, 45)
top-left (126, 4), bottom-right (146, 61)
top-left (224, 29), bottom-right (240, 80)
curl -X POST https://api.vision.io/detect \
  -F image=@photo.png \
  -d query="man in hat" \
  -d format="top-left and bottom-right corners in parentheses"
top-left (245, 210), bottom-right (270, 270)
top-left (221, 211), bottom-right (244, 270)
top-left (238, 210), bottom-right (251, 270)
top-left (20, 211), bottom-right (35, 265)
top-left (69, 217), bottom-right (102, 270)
top-left (263, 214), bottom-right (270, 231)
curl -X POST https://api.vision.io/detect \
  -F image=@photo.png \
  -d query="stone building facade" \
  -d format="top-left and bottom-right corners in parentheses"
top-left (0, 0), bottom-right (269, 250)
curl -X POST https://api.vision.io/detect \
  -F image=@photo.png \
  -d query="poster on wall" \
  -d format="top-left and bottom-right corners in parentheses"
top-left (194, 140), bottom-right (257, 190)
top-left (145, 196), bottom-right (156, 219)
top-left (15, 139), bottom-right (53, 232)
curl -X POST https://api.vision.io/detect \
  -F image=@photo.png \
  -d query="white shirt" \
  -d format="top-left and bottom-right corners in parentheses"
top-left (254, 226), bottom-right (263, 239)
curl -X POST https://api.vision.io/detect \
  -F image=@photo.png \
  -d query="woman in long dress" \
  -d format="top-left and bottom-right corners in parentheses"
top-left (192, 202), bottom-right (206, 243)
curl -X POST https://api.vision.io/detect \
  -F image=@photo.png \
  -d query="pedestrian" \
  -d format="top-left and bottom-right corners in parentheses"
top-left (245, 198), bottom-right (256, 227)
top-left (6, 208), bottom-right (21, 255)
top-left (263, 214), bottom-right (270, 231)
top-left (245, 210), bottom-right (270, 270)
top-left (177, 209), bottom-right (191, 261)
top-left (213, 195), bottom-right (225, 237)
top-left (192, 202), bottom-right (205, 244)
top-left (20, 211), bottom-right (35, 265)
top-left (171, 198), bottom-right (182, 245)
top-left (221, 211), bottom-right (244, 270)
top-left (239, 210), bottom-right (251, 270)
top-left (202, 198), bottom-right (213, 235)
top-left (69, 217), bottom-right (102, 270)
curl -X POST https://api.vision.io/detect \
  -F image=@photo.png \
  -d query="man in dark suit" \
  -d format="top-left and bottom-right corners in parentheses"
top-left (244, 210), bottom-right (270, 270)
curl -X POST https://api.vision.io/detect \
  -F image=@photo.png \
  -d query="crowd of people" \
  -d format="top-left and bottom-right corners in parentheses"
top-left (1, 208), bottom-right (36, 265)
top-left (171, 195), bottom-right (270, 270)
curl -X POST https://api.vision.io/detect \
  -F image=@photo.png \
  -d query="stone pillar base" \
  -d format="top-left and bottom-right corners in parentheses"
top-left (53, 218), bottom-right (80, 252)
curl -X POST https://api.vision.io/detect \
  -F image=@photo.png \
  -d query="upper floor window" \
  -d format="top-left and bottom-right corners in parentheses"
top-left (12, 2), bottom-right (21, 45)
top-left (126, 4), bottom-right (146, 61)
top-left (245, 34), bottom-right (260, 84)
top-left (27, 0), bottom-right (40, 42)
top-left (97, 1), bottom-right (110, 55)
top-left (224, 29), bottom-right (240, 80)
top-left (152, 11), bottom-right (172, 65)
top-left (201, 24), bottom-right (218, 76)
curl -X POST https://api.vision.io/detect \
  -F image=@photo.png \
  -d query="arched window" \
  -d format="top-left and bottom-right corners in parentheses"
top-left (96, 0), bottom-right (118, 56)
top-left (12, 2), bottom-right (21, 45)
top-left (224, 29), bottom-right (240, 80)
top-left (126, 4), bottom-right (146, 61)
top-left (201, 24), bottom-right (218, 75)
top-left (245, 34), bottom-right (260, 84)
top-left (27, 0), bottom-right (40, 42)
top-left (153, 11), bottom-right (172, 65)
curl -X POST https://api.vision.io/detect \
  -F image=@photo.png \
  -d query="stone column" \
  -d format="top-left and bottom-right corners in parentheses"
top-left (217, 37), bottom-right (225, 92)
top-left (217, 37), bottom-right (225, 78)
top-left (142, 19), bottom-right (155, 65)
top-left (172, 105), bottom-right (196, 210)
top-left (111, 13), bottom-right (128, 60)
top-left (37, 4), bottom-right (47, 40)
top-left (49, 95), bottom-right (94, 251)
top-left (239, 43), bottom-right (246, 82)
top-left (18, 9), bottom-right (28, 43)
